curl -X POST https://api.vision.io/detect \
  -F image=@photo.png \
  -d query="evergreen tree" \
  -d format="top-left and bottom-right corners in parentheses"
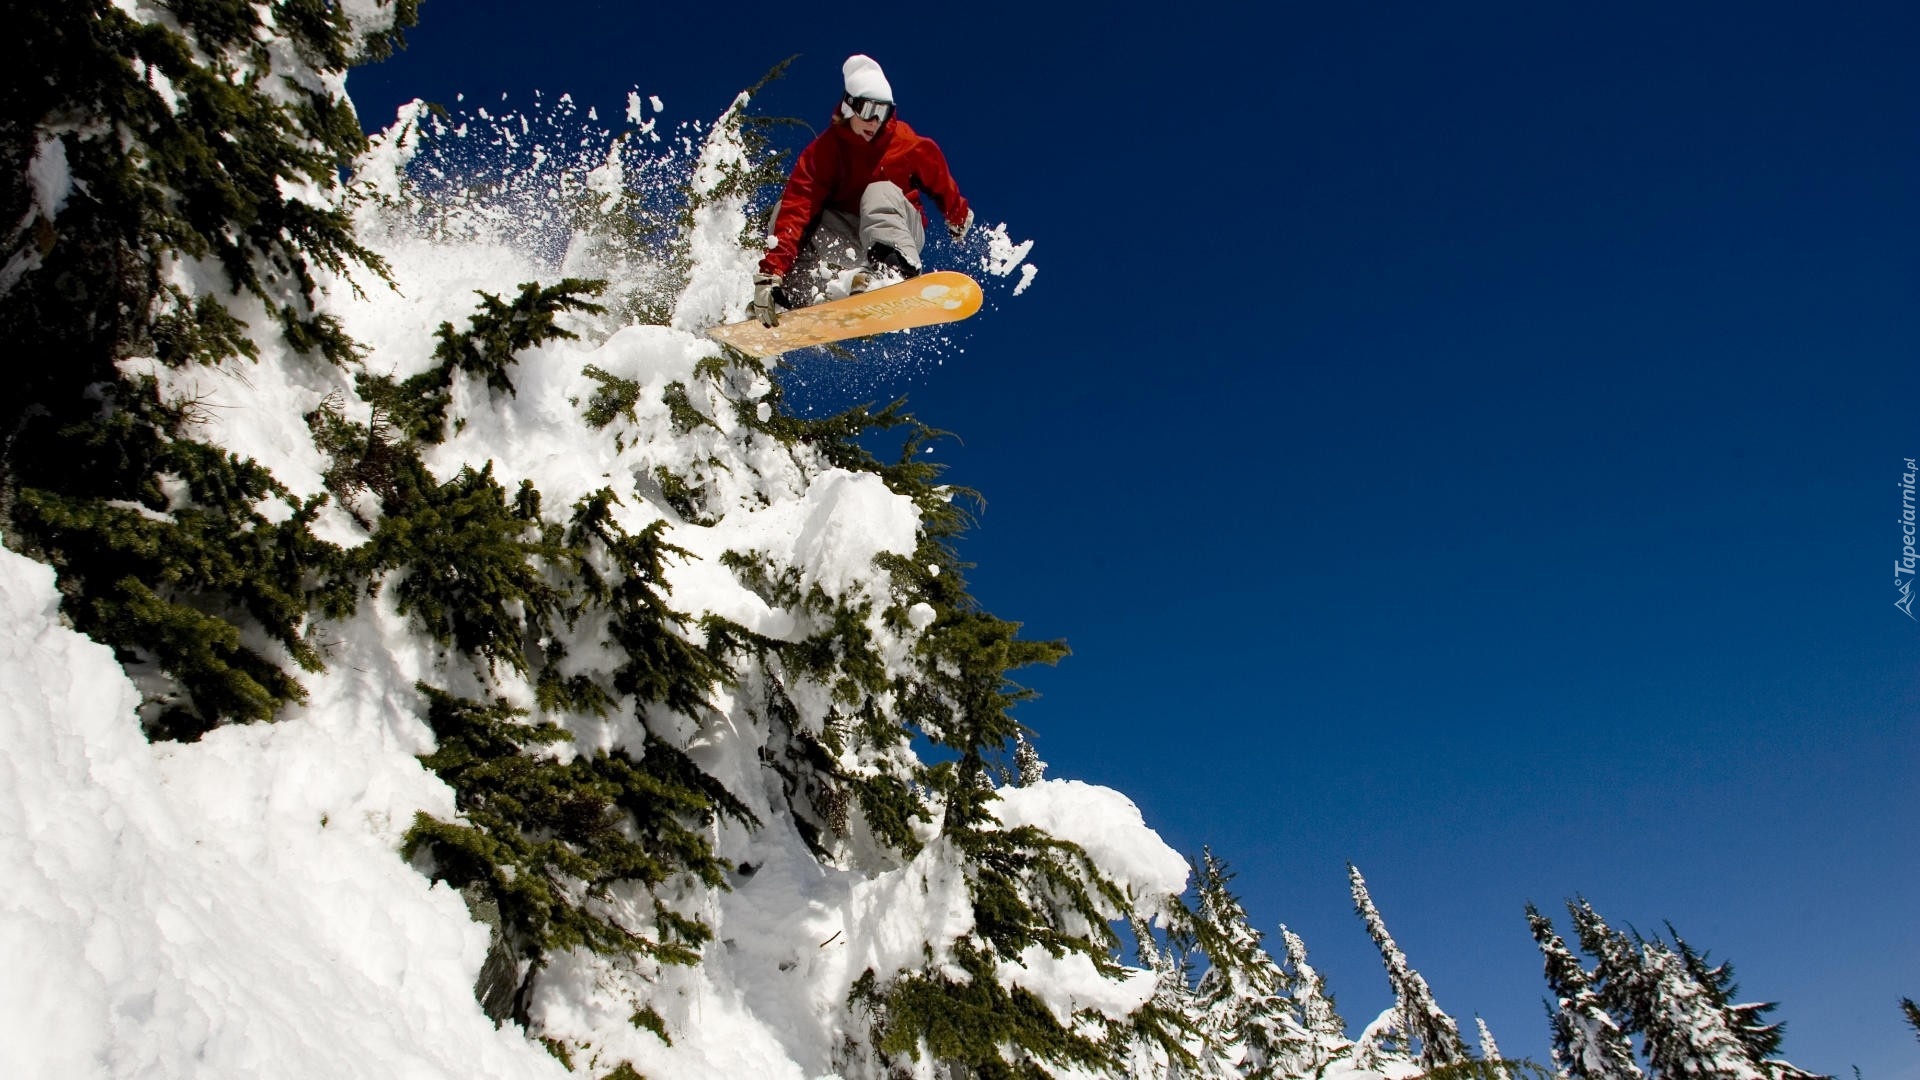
top-left (1568, 899), bottom-right (1656, 1041)
top-left (1903, 998), bottom-right (1920, 1045)
top-left (1349, 862), bottom-right (1470, 1068)
top-left (1636, 939), bottom-right (1768, 1080)
top-left (1013, 731), bottom-right (1046, 787)
top-left (745, 401), bottom-right (1131, 1077)
top-left (1189, 850), bottom-right (1312, 1079)
top-left (4, 0), bottom-right (417, 735)
top-left (1671, 931), bottom-right (1828, 1080)
top-left (1563, 902), bottom-right (1829, 1080)
top-left (1477, 1016), bottom-right (1504, 1063)
top-left (736, 393), bottom-right (1154, 1077)
top-left (1126, 912), bottom-right (1224, 1080)
top-left (1281, 924), bottom-right (1353, 1070)
top-left (1352, 1006), bottom-right (1416, 1072)
top-left (1528, 903), bottom-right (1643, 1080)
top-left (401, 685), bottom-right (755, 995)
top-left (1672, 932), bottom-right (1778, 1061)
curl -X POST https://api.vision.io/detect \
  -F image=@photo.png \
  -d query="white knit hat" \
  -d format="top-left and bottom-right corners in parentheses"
top-left (842, 55), bottom-right (893, 103)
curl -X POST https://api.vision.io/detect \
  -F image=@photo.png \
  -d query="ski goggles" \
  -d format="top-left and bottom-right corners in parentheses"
top-left (840, 95), bottom-right (893, 123)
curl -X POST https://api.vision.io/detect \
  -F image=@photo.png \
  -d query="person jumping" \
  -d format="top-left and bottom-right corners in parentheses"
top-left (749, 55), bottom-right (974, 327)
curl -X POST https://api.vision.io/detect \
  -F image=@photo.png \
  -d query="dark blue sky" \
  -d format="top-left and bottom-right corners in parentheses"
top-left (349, 2), bottom-right (1918, 1072)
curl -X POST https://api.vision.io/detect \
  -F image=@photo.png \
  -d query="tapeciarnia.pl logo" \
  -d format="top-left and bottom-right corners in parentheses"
top-left (1898, 458), bottom-right (1917, 619)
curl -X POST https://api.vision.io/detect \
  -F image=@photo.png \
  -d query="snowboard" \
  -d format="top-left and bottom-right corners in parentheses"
top-left (706, 270), bottom-right (983, 359)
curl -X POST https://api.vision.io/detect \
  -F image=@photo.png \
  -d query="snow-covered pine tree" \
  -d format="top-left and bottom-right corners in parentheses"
top-left (830, 428), bottom-right (1164, 1075)
top-left (1635, 938), bottom-right (1770, 1080)
top-left (1568, 900), bottom-right (1657, 1044)
top-left (1671, 932), bottom-right (1777, 1061)
top-left (1125, 912), bottom-right (1226, 1079)
top-left (1352, 1005), bottom-right (1417, 1073)
top-left (1014, 731), bottom-right (1046, 786)
top-left (1281, 924), bottom-right (1354, 1071)
top-left (1564, 902), bottom-right (1828, 1080)
top-left (1669, 931), bottom-right (1830, 1080)
top-left (1477, 1016), bottom-right (1504, 1062)
top-left (321, 107), bottom-right (813, 1043)
top-left (1189, 849), bottom-right (1313, 1079)
top-left (5, 0), bottom-right (415, 738)
top-left (842, 556), bottom-right (1146, 1076)
top-left (1349, 862), bottom-right (1471, 1069)
top-left (1527, 903), bottom-right (1643, 1080)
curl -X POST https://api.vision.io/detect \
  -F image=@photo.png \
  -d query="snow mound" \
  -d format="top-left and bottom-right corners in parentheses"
top-left (993, 779), bottom-right (1190, 906)
top-left (0, 543), bottom-right (566, 1080)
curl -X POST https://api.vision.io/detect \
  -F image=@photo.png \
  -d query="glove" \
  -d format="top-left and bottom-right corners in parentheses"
top-left (947, 208), bottom-right (974, 243)
top-left (750, 273), bottom-right (781, 327)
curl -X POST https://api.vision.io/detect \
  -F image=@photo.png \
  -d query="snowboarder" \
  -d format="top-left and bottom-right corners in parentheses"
top-left (749, 55), bottom-right (974, 327)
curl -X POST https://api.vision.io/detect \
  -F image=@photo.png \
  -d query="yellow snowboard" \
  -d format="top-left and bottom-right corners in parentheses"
top-left (706, 270), bottom-right (983, 359)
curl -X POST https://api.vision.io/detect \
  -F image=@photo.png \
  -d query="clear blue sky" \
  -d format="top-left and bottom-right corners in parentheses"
top-left (349, 2), bottom-right (1919, 1072)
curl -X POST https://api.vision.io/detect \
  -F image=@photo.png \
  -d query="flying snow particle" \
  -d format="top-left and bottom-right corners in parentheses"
top-left (26, 135), bottom-right (72, 221)
top-left (980, 223), bottom-right (1035, 278)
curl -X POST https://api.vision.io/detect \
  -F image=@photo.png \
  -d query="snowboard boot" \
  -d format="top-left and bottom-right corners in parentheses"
top-left (823, 266), bottom-right (873, 301)
top-left (866, 242), bottom-right (920, 282)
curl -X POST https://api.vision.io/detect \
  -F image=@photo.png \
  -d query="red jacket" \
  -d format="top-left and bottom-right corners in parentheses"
top-left (759, 116), bottom-right (969, 278)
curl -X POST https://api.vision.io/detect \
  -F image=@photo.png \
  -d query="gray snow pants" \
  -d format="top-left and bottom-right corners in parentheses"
top-left (772, 181), bottom-right (925, 304)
